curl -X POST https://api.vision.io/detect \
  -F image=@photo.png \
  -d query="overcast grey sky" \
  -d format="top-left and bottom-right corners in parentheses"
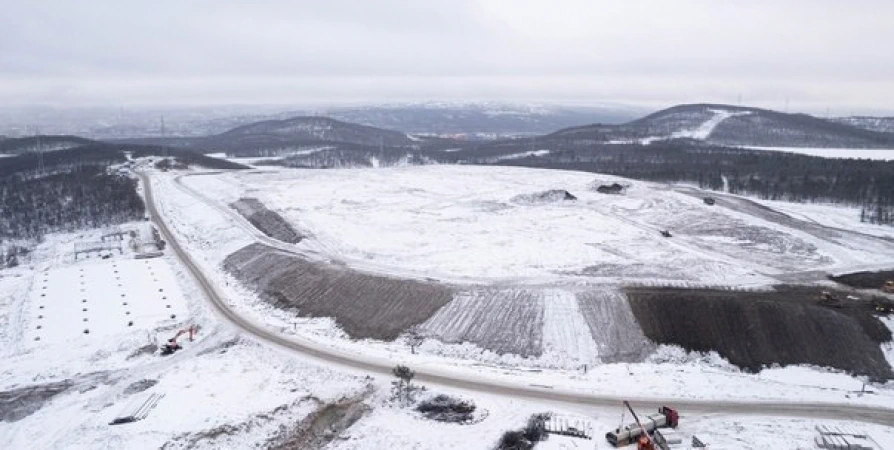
top-left (2, 0), bottom-right (893, 113)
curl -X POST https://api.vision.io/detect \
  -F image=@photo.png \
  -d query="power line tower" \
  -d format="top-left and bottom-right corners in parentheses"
top-left (160, 116), bottom-right (168, 159)
top-left (30, 126), bottom-right (44, 174)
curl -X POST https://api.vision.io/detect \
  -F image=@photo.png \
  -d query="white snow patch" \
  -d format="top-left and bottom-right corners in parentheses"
top-left (540, 290), bottom-right (600, 367)
top-left (744, 146), bottom-right (894, 160)
top-left (671, 109), bottom-right (751, 140)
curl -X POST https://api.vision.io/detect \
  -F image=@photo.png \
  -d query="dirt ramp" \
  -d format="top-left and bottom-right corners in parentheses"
top-left (231, 198), bottom-right (303, 243)
top-left (224, 243), bottom-right (453, 340)
top-left (626, 287), bottom-right (893, 380)
top-left (576, 291), bottom-right (654, 363)
top-left (420, 289), bottom-right (544, 357)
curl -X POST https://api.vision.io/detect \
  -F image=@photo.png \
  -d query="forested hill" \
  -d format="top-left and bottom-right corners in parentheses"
top-left (548, 104), bottom-right (894, 149)
top-left (0, 142), bottom-right (246, 242)
top-left (0, 135), bottom-right (94, 155)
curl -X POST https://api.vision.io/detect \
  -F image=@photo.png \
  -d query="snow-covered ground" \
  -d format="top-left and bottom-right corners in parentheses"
top-left (150, 166), bottom-right (894, 406)
top-left (745, 146), bottom-right (894, 160)
top-left (671, 109), bottom-right (751, 140)
top-left (183, 165), bottom-right (893, 285)
top-left (4, 165), bottom-right (893, 448)
top-left (0, 215), bottom-right (372, 448)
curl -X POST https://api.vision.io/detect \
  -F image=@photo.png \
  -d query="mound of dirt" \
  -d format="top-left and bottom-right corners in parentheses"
top-left (230, 198), bottom-right (303, 243)
top-left (830, 270), bottom-right (894, 291)
top-left (224, 243), bottom-right (454, 340)
top-left (626, 286), bottom-right (893, 380)
top-left (511, 190), bottom-right (577, 204)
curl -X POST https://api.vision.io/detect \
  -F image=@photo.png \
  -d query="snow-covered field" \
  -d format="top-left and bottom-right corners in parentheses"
top-left (6, 166), bottom-right (891, 449)
top-left (185, 165), bottom-right (894, 285)
top-left (23, 258), bottom-right (187, 347)
top-left (745, 146), bottom-right (894, 160)
top-left (160, 167), bottom-right (894, 400)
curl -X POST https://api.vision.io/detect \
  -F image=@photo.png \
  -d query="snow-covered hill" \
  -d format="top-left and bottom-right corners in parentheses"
top-left (552, 103), bottom-right (894, 148)
top-left (835, 116), bottom-right (894, 133)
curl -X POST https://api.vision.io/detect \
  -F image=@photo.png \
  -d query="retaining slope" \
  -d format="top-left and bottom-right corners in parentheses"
top-left (230, 198), bottom-right (303, 243)
top-left (224, 243), bottom-right (453, 340)
top-left (576, 291), bottom-right (654, 363)
top-left (626, 286), bottom-right (893, 380)
top-left (420, 289), bottom-right (544, 357)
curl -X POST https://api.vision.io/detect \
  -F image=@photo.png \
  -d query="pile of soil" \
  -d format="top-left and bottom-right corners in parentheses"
top-left (511, 190), bottom-right (577, 204)
top-left (626, 286), bottom-right (893, 380)
top-left (830, 270), bottom-right (894, 291)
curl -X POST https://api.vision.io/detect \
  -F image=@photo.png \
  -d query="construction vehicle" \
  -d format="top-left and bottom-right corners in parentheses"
top-left (606, 402), bottom-right (679, 449)
top-left (883, 280), bottom-right (894, 294)
top-left (818, 291), bottom-right (843, 308)
top-left (159, 325), bottom-right (195, 356)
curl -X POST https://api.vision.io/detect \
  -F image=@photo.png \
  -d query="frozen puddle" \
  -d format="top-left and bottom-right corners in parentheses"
top-left (25, 257), bottom-right (188, 346)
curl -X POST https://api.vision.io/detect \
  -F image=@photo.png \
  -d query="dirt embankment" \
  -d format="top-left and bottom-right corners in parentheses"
top-left (420, 289), bottom-right (544, 357)
top-left (830, 270), bottom-right (894, 291)
top-left (576, 291), bottom-right (654, 363)
top-left (0, 380), bottom-right (74, 422)
top-left (626, 286), bottom-right (893, 380)
top-left (230, 198), bottom-right (303, 243)
top-left (224, 243), bottom-right (454, 340)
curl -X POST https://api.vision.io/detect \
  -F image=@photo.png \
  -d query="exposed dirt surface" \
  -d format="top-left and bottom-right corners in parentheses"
top-left (266, 391), bottom-right (371, 450)
top-left (830, 270), bottom-right (894, 290)
top-left (122, 379), bottom-right (158, 396)
top-left (231, 198), bottom-right (303, 243)
top-left (224, 243), bottom-right (454, 340)
top-left (626, 286), bottom-right (894, 380)
top-left (576, 291), bottom-right (654, 363)
top-left (0, 379), bottom-right (74, 422)
top-left (420, 289), bottom-right (544, 357)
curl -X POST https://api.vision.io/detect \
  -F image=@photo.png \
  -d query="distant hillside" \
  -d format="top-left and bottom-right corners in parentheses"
top-left (0, 135), bottom-right (95, 155)
top-left (117, 116), bottom-right (440, 157)
top-left (551, 104), bottom-right (894, 148)
top-left (326, 103), bottom-right (640, 136)
top-left (834, 116), bottom-right (894, 134)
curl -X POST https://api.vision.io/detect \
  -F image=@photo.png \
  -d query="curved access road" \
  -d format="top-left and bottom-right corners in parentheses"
top-left (139, 171), bottom-right (894, 427)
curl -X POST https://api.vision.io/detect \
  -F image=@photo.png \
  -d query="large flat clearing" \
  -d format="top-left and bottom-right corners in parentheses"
top-left (188, 165), bottom-right (894, 285)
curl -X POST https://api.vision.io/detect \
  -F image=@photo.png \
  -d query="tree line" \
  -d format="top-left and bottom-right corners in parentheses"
top-left (488, 139), bottom-right (894, 225)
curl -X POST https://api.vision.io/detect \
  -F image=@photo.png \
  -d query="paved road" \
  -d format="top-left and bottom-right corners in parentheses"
top-left (139, 171), bottom-right (894, 427)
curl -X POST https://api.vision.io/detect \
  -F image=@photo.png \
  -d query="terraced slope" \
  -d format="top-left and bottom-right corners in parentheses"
top-left (230, 198), bottom-right (303, 243)
top-left (576, 291), bottom-right (654, 363)
top-left (223, 243), bottom-right (454, 340)
top-left (420, 289), bottom-right (545, 357)
top-left (626, 286), bottom-right (893, 380)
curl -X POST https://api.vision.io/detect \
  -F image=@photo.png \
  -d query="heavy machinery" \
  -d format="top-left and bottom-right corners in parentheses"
top-left (606, 402), bottom-right (679, 449)
top-left (159, 325), bottom-right (195, 356)
top-left (883, 280), bottom-right (894, 294)
top-left (818, 291), bottom-right (843, 308)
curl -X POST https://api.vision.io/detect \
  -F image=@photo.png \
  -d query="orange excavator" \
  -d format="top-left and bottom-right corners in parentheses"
top-left (160, 325), bottom-right (196, 356)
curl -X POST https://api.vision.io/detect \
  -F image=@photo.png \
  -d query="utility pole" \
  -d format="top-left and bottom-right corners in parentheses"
top-left (31, 126), bottom-right (44, 174)
top-left (160, 116), bottom-right (167, 159)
